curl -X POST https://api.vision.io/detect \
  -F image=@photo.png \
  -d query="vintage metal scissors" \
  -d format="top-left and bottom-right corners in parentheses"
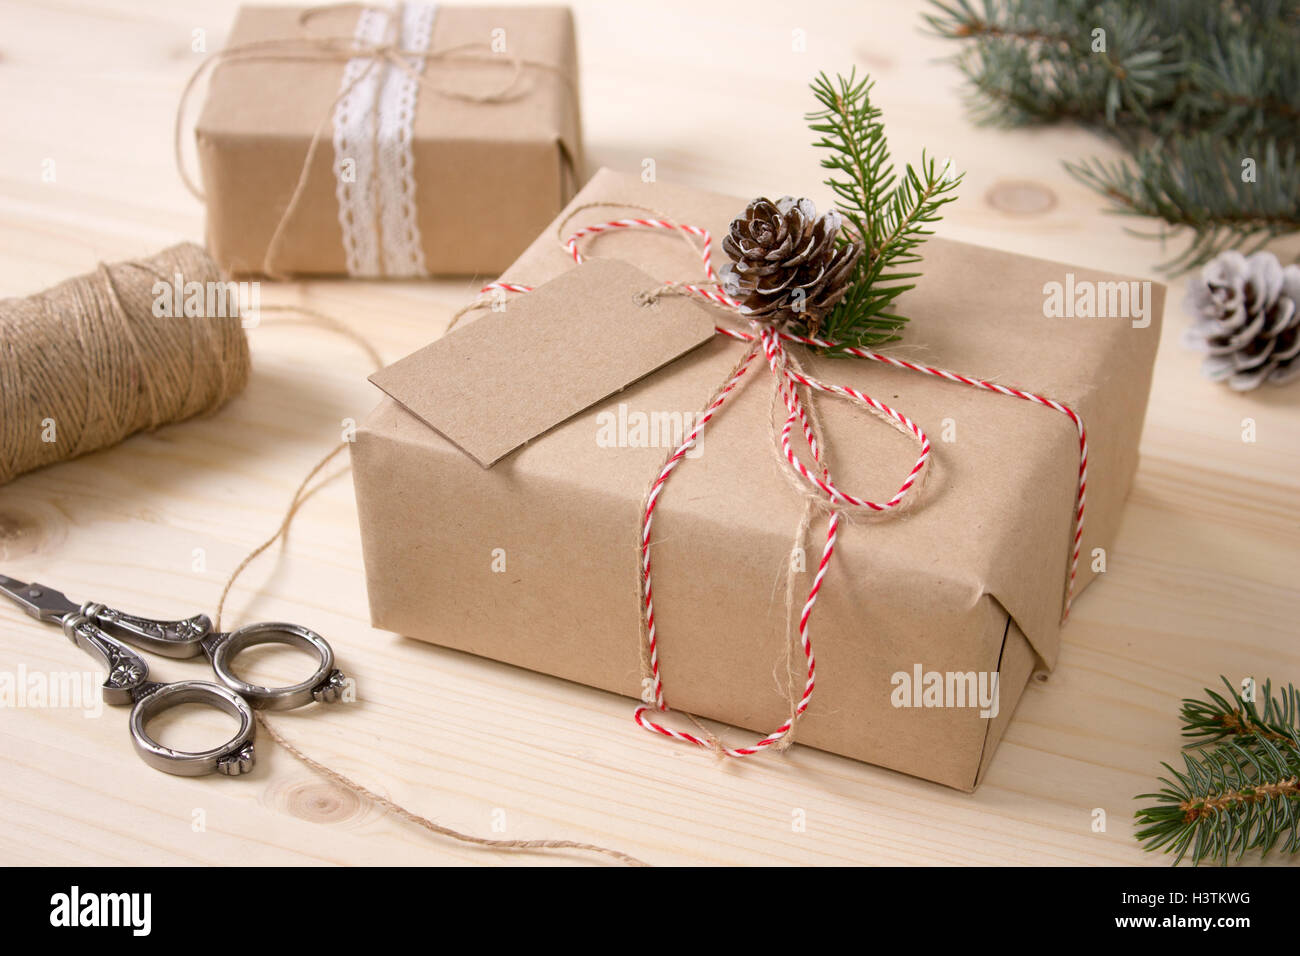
top-left (0, 574), bottom-right (347, 777)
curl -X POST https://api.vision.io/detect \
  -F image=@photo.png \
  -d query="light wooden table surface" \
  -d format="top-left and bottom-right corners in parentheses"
top-left (1, 0), bottom-right (1296, 867)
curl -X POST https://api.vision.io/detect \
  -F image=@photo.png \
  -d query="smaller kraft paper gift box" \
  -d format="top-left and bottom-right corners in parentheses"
top-left (193, 4), bottom-right (583, 277)
top-left (351, 168), bottom-right (1164, 791)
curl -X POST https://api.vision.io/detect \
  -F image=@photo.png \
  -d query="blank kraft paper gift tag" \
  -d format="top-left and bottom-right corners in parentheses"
top-left (369, 258), bottom-right (718, 466)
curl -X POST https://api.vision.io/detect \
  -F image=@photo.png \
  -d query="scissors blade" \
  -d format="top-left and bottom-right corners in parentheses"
top-left (0, 574), bottom-right (80, 624)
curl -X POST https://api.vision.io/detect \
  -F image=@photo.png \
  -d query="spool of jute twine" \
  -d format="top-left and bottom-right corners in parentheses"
top-left (0, 242), bottom-right (249, 485)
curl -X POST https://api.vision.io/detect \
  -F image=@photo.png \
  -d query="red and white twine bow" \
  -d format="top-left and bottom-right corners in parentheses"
top-left (480, 217), bottom-right (1088, 759)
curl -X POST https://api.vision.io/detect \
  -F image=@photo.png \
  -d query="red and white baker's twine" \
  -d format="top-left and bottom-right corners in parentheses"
top-left (480, 217), bottom-right (1089, 759)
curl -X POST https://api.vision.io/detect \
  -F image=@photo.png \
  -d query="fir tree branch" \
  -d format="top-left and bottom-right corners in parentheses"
top-left (805, 70), bottom-right (962, 353)
top-left (1065, 133), bottom-right (1300, 270)
top-left (924, 0), bottom-right (1300, 272)
top-left (1135, 678), bottom-right (1300, 865)
top-left (1135, 737), bottom-right (1300, 865)
top-left (1180, 677), bottom-right (1300, 747)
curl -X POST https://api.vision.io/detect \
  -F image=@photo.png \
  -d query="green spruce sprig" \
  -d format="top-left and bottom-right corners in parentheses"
top-left (1135, 677), bottom-right (1300, 866)
top-left (1179, 676), bottom-right (1300, 747)
top-left (923, 0), bottom-right (1300, 271)
top-left (1066, 135), bottom-right (1300, 273)
top-left (805, 70), bottom-right (963, 353)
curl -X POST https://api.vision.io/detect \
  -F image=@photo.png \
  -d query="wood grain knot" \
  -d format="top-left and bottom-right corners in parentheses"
top-left (266, 777), bottom-right (369, 826)
top-left (985, 179), bottom-right (1058, 216)
top-left (0, 508), bottom-right (43, 561)
top-left (855, 47), bottom-right (895, 71)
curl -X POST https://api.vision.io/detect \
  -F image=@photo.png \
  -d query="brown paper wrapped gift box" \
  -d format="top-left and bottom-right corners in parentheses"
top-left (351, 168), bottom-right (1164, 791)
top-left (195, 5), bottom-right (583, 277)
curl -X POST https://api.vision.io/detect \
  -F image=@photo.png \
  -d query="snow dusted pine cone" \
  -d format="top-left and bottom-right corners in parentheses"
top-left (1183, 249), bottom-right (1300, 391)
top-left (720, 196), bottom-right (862, 333)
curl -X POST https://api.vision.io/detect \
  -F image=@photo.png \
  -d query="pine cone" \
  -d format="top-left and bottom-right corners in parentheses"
top-left (720, 196), bottom-right (862, 333)
top-left (1183, 250), bottom-right (1300, 391)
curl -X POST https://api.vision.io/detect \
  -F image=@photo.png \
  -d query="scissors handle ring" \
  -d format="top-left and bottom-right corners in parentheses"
top-left (129, 681), bottom-right (256, 777)
top-left (208, 622), bottom-right (340, 711)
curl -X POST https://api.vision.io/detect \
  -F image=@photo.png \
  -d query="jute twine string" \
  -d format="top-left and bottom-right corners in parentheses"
top-left (453, 202), bottom-right (929, 755)
top-left (634, 279), bottom-right (932, 752)
top-left (461, 205), bottom-right (1088, 759)
top-left (210, 312), bottom-right (649, 867)
top-left (175, 1), bottom-right (579, 279)
top-left (446, 201), bottom-right (713, 333)
top-left (1, 248), bottom-right (645, 863)
top-left (0, 243), bottom-right (249, 486)
top-left (451, 203), bottom-right (855, 754)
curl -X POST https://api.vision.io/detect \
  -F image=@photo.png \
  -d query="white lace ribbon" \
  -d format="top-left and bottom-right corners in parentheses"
top-left (331, 3), bottom-right (437, 277)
